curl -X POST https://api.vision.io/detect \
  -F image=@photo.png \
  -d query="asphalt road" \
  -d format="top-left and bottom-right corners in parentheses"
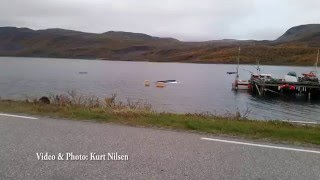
top-left (0, 114), bottom-right (320, 180)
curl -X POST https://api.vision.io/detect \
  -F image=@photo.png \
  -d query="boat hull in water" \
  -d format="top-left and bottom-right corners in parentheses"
top-left (232, 80), bottom-right (250, 90)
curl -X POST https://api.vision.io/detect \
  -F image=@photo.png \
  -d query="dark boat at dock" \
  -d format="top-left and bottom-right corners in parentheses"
top-left (156, 80), bottom-right (178, 83)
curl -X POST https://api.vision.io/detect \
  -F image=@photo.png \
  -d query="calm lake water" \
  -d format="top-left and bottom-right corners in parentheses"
top-left (0, 57), bottom-right (319, 122)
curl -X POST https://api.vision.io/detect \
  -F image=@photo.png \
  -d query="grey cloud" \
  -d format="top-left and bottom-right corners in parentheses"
top-left (0, 0), bottom-right (319, 41)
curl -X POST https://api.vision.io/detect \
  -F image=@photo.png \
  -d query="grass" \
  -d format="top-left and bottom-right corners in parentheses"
top-left (0, 95), bottom-right (320, 146)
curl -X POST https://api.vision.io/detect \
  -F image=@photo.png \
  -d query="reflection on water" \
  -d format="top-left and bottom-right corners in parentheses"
top-left (0, 57), bottom-right (319, 122)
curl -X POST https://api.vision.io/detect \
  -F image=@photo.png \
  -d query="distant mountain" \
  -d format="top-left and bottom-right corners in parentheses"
top-left (276, 24), bottom-right (320, 45)
top-left (0, 25), bottom-right (319, 65)
top-left (0, 27), bottom-right (180, 59)
top-left (37, 28), bottom-right (87, 36)
top-left (102, 31), bottom-right (178, 42)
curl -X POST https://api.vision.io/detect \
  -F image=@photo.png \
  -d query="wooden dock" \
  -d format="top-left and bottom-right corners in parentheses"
top-left (250, 79), bottom-right (320, 100)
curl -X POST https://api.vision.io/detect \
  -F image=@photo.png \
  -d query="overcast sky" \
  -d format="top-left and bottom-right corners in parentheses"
top-left (1, 0), bottom-right (320, 41)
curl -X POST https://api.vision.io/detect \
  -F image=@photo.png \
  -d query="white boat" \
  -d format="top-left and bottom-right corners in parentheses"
top-left (229, 49), bottom-right (274, 90)
top-left (232, 79), bottom-right (250, 90)
top-left (284, 72), bottom-right (298, 82)
top-left (230, 47), bottom-right (250, 90)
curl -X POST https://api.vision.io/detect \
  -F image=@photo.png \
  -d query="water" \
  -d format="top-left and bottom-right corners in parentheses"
top-left (0, 57), bottom-right (319, 122)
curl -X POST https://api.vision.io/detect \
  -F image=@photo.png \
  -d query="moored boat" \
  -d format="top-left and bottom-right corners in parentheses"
top-left (156, 82), bottom-right (166, 88)
top-left (301, 49), bottom-right (319, 83)
top-left (156, 80), bottom-right (178, 84)
top-left (284, 72), bottom-right (298, 82)
top-left (251, 73), bottom-right (272, 81)
top-left (230, 47), bottom-right (250, 90)
top-left (232, 80), bottom-right (250, 90)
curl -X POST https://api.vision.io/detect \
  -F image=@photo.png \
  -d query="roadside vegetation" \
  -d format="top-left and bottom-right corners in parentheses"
top-left (1, 91), bottom-right (320, 145)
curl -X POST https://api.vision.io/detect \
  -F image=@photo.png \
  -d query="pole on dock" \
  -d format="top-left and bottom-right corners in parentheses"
top-left (255, 83), bottom-right (261, 96)
top-left (315, 49), bottom-right (319, 74)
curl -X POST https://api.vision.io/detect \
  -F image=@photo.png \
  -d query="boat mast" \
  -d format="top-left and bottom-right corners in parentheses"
top-left (236, 47), bottom-right (240, 81)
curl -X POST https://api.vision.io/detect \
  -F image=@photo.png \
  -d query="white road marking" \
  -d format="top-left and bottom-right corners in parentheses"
top-left (0, 113), bottom-right (38, 120)
top-left (282, 120), bottom-right (319, 125)
top-left (201, 137), bottom-right (320, 154)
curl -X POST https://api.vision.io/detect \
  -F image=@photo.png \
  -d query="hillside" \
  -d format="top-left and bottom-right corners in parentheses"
top-left (0, 25), bottom-right (319, 65)
top-left (276, 24), bottom-right (320, 45)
